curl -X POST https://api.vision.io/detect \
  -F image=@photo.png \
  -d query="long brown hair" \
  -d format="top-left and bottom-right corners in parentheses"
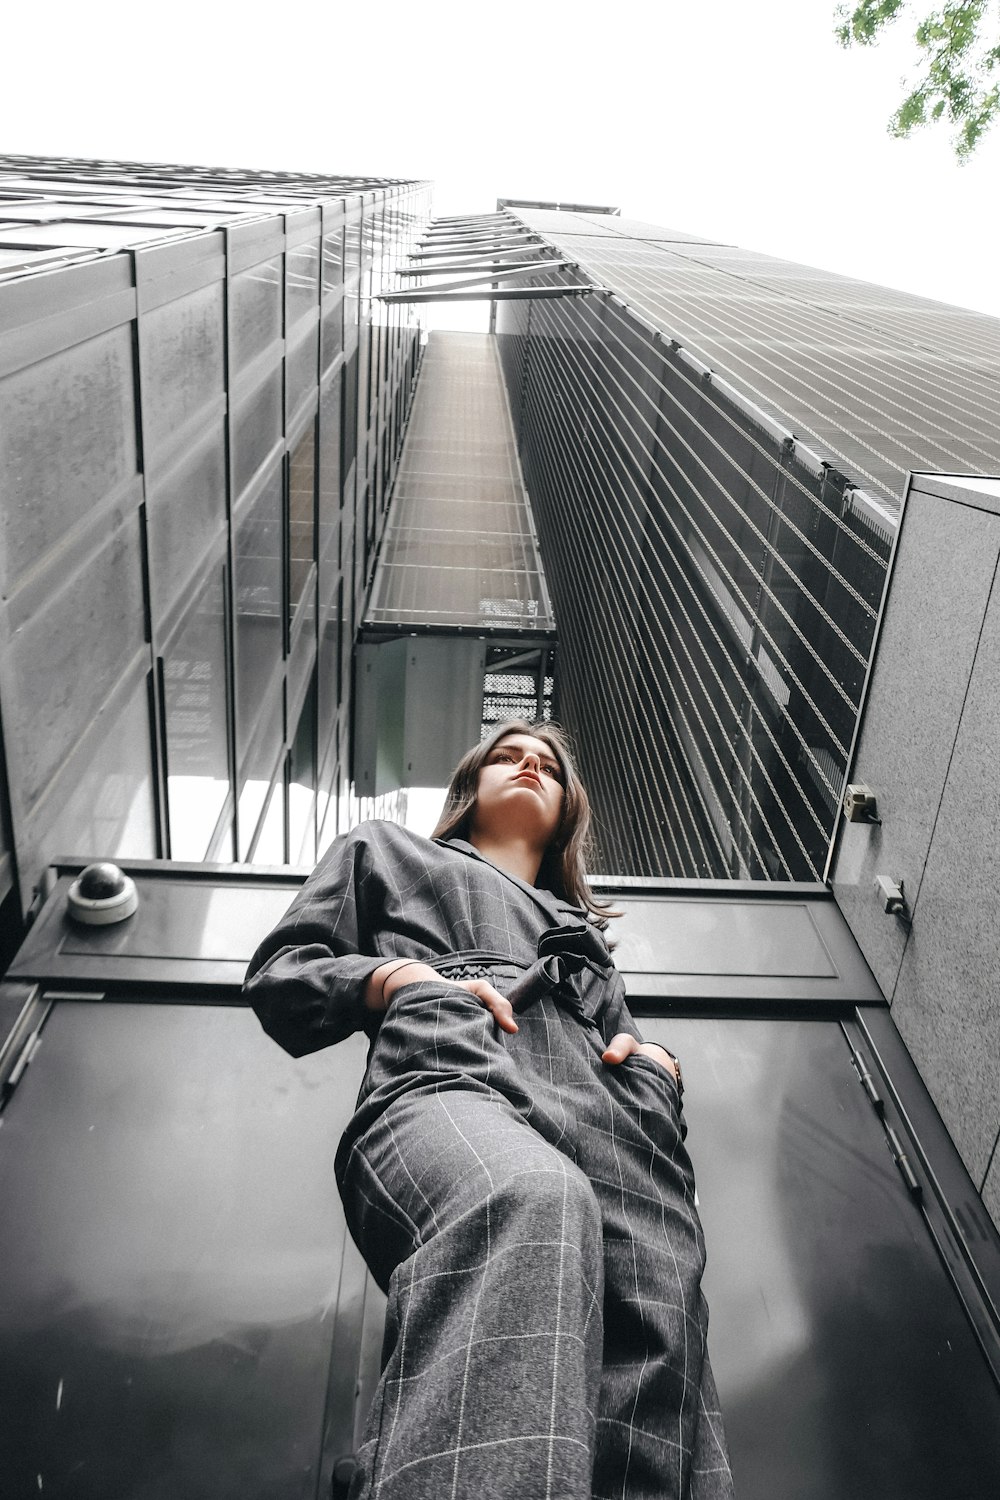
top-left (431, 720), bottom-right (619, 926)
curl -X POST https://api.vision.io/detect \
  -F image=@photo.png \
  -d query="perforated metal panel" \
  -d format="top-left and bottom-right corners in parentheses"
top-left (511, 212), bottom-right (1000, 511)
top-left (365, 332), bottom-right (554, 632)
top-left (496, 228), bottom-right (894, 880)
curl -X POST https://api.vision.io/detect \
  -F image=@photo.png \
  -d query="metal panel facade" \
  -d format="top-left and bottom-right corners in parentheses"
top-left (497, 276), bottom-right (891, 880)
top-left (0, 158), bottom-right (431, 920)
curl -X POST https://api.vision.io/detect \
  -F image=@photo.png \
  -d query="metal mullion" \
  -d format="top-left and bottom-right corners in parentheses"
top-left (220, 226), bottom-right (245, 870)
top-left (129, 248), bottom-right (169, 860)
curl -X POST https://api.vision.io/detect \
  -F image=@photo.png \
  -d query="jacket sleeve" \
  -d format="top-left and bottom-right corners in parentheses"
top-left (597, 968), bottom-right (644, 1048)
top-left (243, 824), bottom-right (386, 1057)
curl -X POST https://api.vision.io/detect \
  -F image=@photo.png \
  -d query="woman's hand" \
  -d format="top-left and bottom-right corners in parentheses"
top-left (454, 978), bottom-right (519, 1034)
top-left (602, 1032), bottom-right (679, 1084)
top-left (365, 962), bottom-right (519, 1034)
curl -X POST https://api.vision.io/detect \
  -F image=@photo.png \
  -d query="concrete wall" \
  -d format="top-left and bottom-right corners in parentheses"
top-left (830, 472), bottom-right (1000, 1227)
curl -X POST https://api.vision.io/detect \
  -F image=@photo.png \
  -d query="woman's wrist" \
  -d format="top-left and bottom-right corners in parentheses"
top-left (365, 959), bottom-right (435, 1011)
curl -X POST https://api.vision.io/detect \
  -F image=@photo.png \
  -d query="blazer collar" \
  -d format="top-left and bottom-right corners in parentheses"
top-left (437, 836), bottom-right (586, 922)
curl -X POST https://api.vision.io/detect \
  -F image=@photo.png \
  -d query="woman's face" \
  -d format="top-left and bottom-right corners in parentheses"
top-left (470, 733), bottom-right (565, 849)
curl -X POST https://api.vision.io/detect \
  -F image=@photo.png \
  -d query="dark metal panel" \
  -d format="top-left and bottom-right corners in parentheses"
top-left (2, 859), bottom-right (999, 1498)
top-left (8, 872), bottom-right (883, 1004)
top-left (0, 999), bottom-right (369, 1500)
top-left (5, 870), bottom-right (291, 993)
top-left (612, 891), bottom-right (884, 1005)
top-left (856, 1005), bottom-right (1000, 1377)
top-left (640, 1014), bottom-right (1000, 1500)
top-left (343, 1009), bottom-right (1000, 1500)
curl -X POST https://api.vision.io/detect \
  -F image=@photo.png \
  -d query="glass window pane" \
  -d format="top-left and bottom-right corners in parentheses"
top-left (233, 369), bottom-right (282, 501)
top-left (345, 218), bottom-right (361, 273)
top-left (230, 257), bottom-right (282, 374)
top-left (235, 467), bottom-right (283, 751)
top-left (317, 580), bottom-right (341, 772)
top-left (163, 566), bottom-right (231, 860)
top-left (147, 429), bottom-right (226, 620)
top-left (342, 348), bottom-right (359, 484)
top-left (288, 679), bottom-right (316, 866)
top-left (0, 324), bottom-right (137, 592)
top-left (321, 298), bottom-right (344, 375)
top-left (30, 685), bottom-right (157, 880)
top-left (318, 370), bottom-right (342, 578)
top-left (141, 281), bottom-right (224, 454)
top-left (288, 423), bottom-right (316, 625)
top-left (252, 774), bottom-right (286, 865)
top-left (322, 223), bottom-right (344, 293)
top-left (286, 325), bottom-right (318, 419)
top-left (286, 240), bottom-right (320, 329)
top-left (237, 696), bottom-right (282, 862)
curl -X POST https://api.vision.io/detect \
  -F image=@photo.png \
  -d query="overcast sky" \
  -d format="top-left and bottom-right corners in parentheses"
top-left (5, 0), bottom-right (999, 319)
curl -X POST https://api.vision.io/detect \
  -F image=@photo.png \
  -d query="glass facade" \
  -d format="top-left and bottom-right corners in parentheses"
top-left (0, 157), bottom-right (430, 914)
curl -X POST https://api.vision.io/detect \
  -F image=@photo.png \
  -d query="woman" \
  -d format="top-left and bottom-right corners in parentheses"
top-left (244, 721), bottom-right (732, 1500)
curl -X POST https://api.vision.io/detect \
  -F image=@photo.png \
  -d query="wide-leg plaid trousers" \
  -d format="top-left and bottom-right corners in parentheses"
top-left (335, 979), bottom-right (733, 1500)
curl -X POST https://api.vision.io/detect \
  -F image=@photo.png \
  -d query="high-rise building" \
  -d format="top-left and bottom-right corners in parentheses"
top-left (1, 167), bottom-right (1000, 1499)
top-left (0, 155), bottom-right (429, 937)
top-left (493, 206), bottom-right (1000, 881)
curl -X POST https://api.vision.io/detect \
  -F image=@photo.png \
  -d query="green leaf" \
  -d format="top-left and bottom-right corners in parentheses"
top-left (838, 0), bottom-right (1000, 156)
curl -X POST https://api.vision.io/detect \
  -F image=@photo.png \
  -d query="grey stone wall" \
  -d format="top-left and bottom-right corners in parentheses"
top-left (830, 472), bottom-right (1000, 1227)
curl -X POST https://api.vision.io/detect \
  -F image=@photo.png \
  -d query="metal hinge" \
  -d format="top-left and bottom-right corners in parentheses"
top-left (846, 1031), bottom-right (923, 1202)
top-left (0, 988), bottom-right (51, 1109)
top-left (1, 989), bottom-right (102, 1111)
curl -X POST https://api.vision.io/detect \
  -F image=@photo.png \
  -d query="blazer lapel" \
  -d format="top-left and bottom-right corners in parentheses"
top-left (436, 837), bottom-right (585, 924)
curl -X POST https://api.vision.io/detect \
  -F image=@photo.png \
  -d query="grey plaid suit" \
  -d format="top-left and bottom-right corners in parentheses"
top-left (245, 821), bottom-right (733, 1500)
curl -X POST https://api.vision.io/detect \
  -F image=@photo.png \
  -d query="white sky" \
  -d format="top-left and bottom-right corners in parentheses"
top-left (4, 0), bottom-right (998, 320)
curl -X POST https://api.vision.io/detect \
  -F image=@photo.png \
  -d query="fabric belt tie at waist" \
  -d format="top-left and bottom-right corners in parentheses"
top-left (506, 955), bottom-right (566, 1012)
top-left (512, 922), bottom-right (613, 1015)
top-left (426, 920), bottom-right (612, 1017)
top-left (432, 956), bottom-right (573, 1014)
top-left (435, 960), bottom-right (521, 984)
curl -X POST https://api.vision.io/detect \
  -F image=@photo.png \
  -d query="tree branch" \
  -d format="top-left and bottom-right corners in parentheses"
top-left (836, 0), bottom-right (1000, 156)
